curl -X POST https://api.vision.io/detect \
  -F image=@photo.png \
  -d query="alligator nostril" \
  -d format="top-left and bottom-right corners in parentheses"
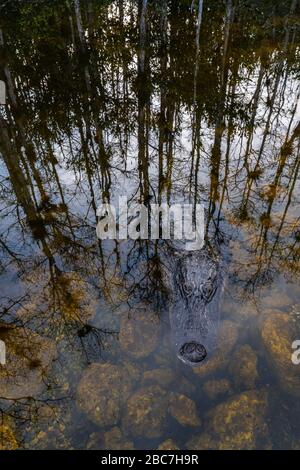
top-left (179, 342), bottom-right (207, 364)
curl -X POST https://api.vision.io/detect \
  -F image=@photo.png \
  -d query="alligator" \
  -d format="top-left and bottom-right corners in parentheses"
top-left (163, 242), bottom-right (225, 366)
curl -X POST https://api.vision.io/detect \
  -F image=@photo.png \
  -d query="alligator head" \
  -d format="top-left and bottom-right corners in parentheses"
top-left (165, 246), bottom-right (224, 366)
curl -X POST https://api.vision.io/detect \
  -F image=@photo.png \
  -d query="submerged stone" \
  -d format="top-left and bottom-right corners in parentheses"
top-left (261, 312), bottom-right (300, 397)
top-left (119, 307), bottom-right (160, 359)
top-left (87, 427), bottom-right (134, 450)
top-left (203, 379), bottom-right (232, 400)
top-left (187, 432), bottom-right (217, 450)
top-left (122, 361), bottom-right (142, 384)
top-left (260, 291), bottom-right (292, 311)
top-left (53, 272), bottom-right (98, 322)
top-left (169, 393), bottom-right (201, 427)
top-left (76, 363), bottom-right (133, 427)
top-left (122, 385), bottom-right (168, 438)
top-left (141, 368), bottom-right (175, 387)
top-left (103, 427), bottom-right (134, 450)
top-left (193, 321), bottom-right (238, 378)
top-left (228, 345), bottom-right (258, 390)
top-left (223, 298), bottom-right (259, 323)
top-left (189, 390), bottom-right (269, 450)
top-left (29, 427), bottom-right (71, 450)
top-left (207, 390), bottom-right (269, 450)
top-left (0, 422), bottom-right (18, 450)
top-left (0, 323), bottom-right (57, 399)
top-left (18, 271), bottom-right (97, 325)
top-left (158, 439), bottom-right (180, 450)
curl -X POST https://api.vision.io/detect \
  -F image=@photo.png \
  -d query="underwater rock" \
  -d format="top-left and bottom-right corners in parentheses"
top-left (122, 361), bottom-right (142, 384)
top-left (206, 390), bottom-right (269, 450)
top-left (76, 363), bottom-right (133, 427)
top-left (122, 385), bottom-right (168, 439)
top-left (153, 333), bottom-right (175, 368)
top-left (103, 427), bottom-right (134, 450)
top-left (169, 393), bottom-right (201, 427)
top-left (158, 439), bottom-right (180, 450)
top-left (29, 427), bottom-right (71, 450)
top-left (18, 271), bottom-right (97, 325)
top-left (223, 298), bottom-right (259, 323)
top-left (86, 432), bottom-right (102, 450)
top-left (34, 404), bottom-right (60, 426)
top-left (187, 432), bottom-right (217, 450)
top-left (261, 312), bottom-right (300, 397)
top-left (0, 323), bottom-right (57, 399)
top-left (87, 427), bottom-right (134, 450)
top-left (228, 345), bottom-right (258, 390)
top-left (144, 361), bottom-right (196, 395)
top-left (24, 401), bottom-right (73, 450)
top-left (0, 422), bottom-right (18, 450)
top-left (141, 368), bottom-right (175, 388)
top-left (260, 291), bottom-right (292, 311)
top-left (119, 307), bottom-right (160, 359)
top-left (174, 376), bottom-right (197, 396)
top-left (203, 379), bottom-right (232, 400)
top-left (54, 272), bottom-right (98, 322)
top-left (193, 321), bottom-right (238, 378)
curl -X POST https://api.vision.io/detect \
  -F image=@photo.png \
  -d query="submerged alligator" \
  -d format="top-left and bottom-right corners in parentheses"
top-left (164, 243), bottom-right (225, 366)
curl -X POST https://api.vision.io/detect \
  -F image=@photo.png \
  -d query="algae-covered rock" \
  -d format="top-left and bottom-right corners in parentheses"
top-left (29, 427), bottom-right (71, 450)
top-left (122, 385), bottom-right (168, 438)
top-left (154, 333), bottom-right (174, 368)
top-left (51, 272), bottom-right (98, 322)
top-left (0, 323), bottom-right (57, 399)
top-left (261, 312), bottom-right (300, 396)
top-left (103, 427), bottom-right (134, 450)
top-left (169, 393), bottom-right (201, 427)
top-left (34, 404), bottom-right (60, 427)
top-left (193, 321), bottom-right (238, 378)
top-left (223, 298), bottom-right (259, 323)
top-left (0, 423), bottom-right (18, 450)
top-left (206, 390), bottom-right (269, 449)
top-left (174, 376), bottom-right (197, 396)
top-left (86, 432), bottom-right (103, 450)
top-left (260, 291), bottom-right (292, 311)
top-left (187, 391), bottom-right (270, 450)
top-left (141, 368), bottom-right (175, 388)
top-left (119, 307), bottom-right (160, 359)
top-left (18, 271), bottom-right (97, 325)
top-left (158, 439), bottom-right (180, 450)
top-left (228, 345), bottom-right (258, 390)
top-left (76, 363), bottom-right (133, 427)
top-left (187, 432), bottom-right (217, 450)
top-left (122, 361), bottom-right (142, 384)
top-left (25, 401), bottom-right (72, 450)
top-left (87, 427), bottom-right (134, 450)
top-left (203, 379), bottom-right (232, 400)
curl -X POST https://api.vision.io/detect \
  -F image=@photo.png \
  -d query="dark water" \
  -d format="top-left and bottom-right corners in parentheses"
top-left (0, 0), bottom-right (300, 450)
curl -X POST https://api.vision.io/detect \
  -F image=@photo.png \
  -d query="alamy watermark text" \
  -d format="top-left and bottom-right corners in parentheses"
top-left (96, 197), bottom-right (205, 251)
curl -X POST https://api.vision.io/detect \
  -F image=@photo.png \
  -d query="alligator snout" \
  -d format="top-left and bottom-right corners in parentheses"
top-left (179, 342), bottom-right (207, 364)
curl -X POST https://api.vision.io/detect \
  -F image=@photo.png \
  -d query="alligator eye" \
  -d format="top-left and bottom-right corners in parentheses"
top-left (202, 281), bottom-right (215, 300)
top-left (181, 281), bottom-right (195, 296)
